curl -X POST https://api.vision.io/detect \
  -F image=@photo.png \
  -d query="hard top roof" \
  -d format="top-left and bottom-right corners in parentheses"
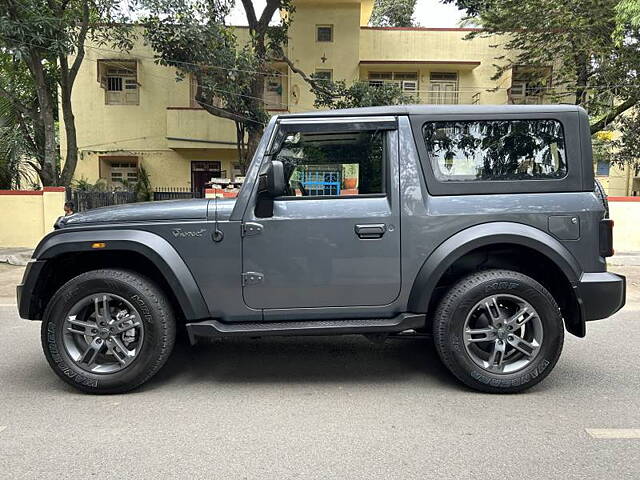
top-left (277, 104), bottom-right (582, 119)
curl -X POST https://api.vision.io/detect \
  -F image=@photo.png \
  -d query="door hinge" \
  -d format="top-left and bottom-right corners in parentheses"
top-left (242, 222), bottom-right (263, 237)
top-left (242, 272), bottom-right (264, 286)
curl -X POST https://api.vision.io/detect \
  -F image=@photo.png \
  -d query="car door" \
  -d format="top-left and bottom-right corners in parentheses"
top-left (241, 116), bottom-right (401, 312)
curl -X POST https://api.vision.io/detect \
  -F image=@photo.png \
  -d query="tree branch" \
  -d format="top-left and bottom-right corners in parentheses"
top-left (274, 54), bottom-right (335, 98)
top-left (194, 78), bottom-right (258, 125)
top-left (240, 0), bottom-right (258, 28)
top-left (69, 0), bottom-right (90, 85)
top-left (258, 0), bottom-right (281, 32)
top-left (590, 97), bottom-right (637, 134)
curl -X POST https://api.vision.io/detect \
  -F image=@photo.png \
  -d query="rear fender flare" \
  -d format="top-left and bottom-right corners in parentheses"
top-left (407, 222), bottom-right (582, 313)
top-left (34, 229), bottom-right (209, 320)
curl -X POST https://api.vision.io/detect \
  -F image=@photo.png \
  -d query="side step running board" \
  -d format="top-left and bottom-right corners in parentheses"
top-left (185, 313), bottom-right (426, 345)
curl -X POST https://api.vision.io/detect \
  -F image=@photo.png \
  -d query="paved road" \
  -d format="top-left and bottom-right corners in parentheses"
top-left (1, 267), bottom-right (639, 479)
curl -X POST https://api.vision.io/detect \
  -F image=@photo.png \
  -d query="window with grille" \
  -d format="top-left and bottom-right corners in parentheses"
top-left (428, 72), bottom-right (458, 104)
top-left (430, 72), bottom-right (458, 81)
top-left (314, 69), bottom-right (333, 82)
top-left (107, 77), bottom-right (122, 91)
top-left (509, 66), bottom-right (552, 105)
top-left (98, 60), bottom-right (139, 105)
top-left (275, 130), bottom-right (385, 198)
top-left (316, 25), bottom-right (333, 42)
top-left (367, 72), bottom-right (418, 92)
top-left (108, 161), bottom-right (139, 185)
top-left (264, 73), bottom-right (285, 110)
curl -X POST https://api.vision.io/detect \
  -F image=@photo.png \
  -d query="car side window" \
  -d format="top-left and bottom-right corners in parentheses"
top-left (274, 129), bottom-right (385, 197)
top-left (422, 119), bottom-right (567, 182)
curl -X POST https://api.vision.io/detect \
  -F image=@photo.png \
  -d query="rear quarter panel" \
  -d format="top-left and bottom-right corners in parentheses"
top-left (396, 115), bottom-right (604, 311)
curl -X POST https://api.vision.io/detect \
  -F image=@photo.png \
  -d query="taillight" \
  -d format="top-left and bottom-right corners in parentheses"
top-left (599, 219), bottom-right (614, 257)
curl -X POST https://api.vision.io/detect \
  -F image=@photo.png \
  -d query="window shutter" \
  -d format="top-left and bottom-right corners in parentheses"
top-left (97, 60), bottom-right (107, 89)
top-left (124, 79), bottom-right (139, 105)
top-left (402, 81), bottom-right (418, 92)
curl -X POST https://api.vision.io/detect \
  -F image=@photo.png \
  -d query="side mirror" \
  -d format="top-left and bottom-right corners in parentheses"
top-left (255, 160), bottom-right (286, 218)
top-left (258, 160), bottom-right (286, 197)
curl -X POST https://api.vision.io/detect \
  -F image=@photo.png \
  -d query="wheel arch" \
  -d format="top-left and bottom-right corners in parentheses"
top-left (25, 229), bottom-right (209, 321)
top-left (407, 222), bottom-right (585, 337)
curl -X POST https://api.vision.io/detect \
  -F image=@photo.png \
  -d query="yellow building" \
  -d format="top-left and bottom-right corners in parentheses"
top-left (61, 0), bottom-right (636, 195)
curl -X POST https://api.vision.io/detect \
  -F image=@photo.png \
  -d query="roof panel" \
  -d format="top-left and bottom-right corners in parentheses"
top-left (279, 104), bottom-right (581, 119)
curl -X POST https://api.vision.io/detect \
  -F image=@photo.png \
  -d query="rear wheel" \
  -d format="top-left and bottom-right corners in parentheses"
top-left (433, 269), bottom-right (564, 393)
top-left (42, 269), bottom-right (176, 394)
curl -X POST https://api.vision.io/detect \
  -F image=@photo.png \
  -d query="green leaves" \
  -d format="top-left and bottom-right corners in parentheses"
top-left (370, 0), bottom-right (417, 27)
top-left (140, 0), bottom-right (293, 171)
top-left (1, 0), bottom-right (136, 186)
top-left (449, 0), bottom-right (640, 141)
top-left (611, 110), bottom-right (640, 170)
top-left (311, 79), bottom-right (413, 110)
top-left (0, 95), bottom-right (39, 189)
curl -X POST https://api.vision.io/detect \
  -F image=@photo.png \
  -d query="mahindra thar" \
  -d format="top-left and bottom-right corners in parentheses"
top-left (17, 105), bottom-right (626, 394)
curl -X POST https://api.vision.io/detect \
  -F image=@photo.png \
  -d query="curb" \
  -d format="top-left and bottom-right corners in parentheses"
top-left (0, 249), bottom-right (33, 267)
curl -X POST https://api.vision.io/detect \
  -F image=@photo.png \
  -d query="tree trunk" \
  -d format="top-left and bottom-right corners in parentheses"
top-left (245, 36), bottom-right (266, 168)
top-left (245, 71), bottom-right (265, 168)
top-left (246, 127), bottom-right (262, 168)
top-left (27, 55), bottom-right (58, 186)
top-left (235, 121), bottom-right (248, 174)
top-left (573, 53), bottom-right (590, 106)
top-left (58, 78), bottom-right (78, 186)
top-left (58, 1), bottom-right (89, 186)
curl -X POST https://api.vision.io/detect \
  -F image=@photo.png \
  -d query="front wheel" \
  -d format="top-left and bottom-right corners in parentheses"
top-left (42, 269), bottom-right (176, 394)
top-left (433, 269), bottom-right (564, 393)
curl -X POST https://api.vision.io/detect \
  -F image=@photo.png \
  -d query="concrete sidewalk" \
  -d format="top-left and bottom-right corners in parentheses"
top-left (609, 252), bottom-right (640, 267)
top-left (0, 248), bottom-right (33, 266)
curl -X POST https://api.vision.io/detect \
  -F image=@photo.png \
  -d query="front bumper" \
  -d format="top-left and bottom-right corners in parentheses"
top-left (575, 272), bottom-right (626, 321)
top-left (17, 259), bottom-right (46, 320)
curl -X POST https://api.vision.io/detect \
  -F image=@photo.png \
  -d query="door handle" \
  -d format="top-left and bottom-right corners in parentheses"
top-left (355, 223), bottom-right (386, 239)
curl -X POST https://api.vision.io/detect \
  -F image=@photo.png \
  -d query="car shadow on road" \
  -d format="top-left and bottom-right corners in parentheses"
top-left (146, 335), bottom-right (463, 391)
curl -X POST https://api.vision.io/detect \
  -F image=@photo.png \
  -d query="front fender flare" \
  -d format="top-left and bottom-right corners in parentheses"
top-left (33, 229), bottom-right (209, 320)
top-left (407, 222), bottom-right (582, 313)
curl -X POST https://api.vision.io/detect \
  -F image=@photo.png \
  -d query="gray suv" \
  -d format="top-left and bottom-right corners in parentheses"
top-left (18, 105), bottom-right (625, 394)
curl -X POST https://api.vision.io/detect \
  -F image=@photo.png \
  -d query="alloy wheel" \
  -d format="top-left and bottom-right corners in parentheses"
top-left (62, 293), bottom-right (144, 374)
top-left (463, 294), bottom-right (544, 374)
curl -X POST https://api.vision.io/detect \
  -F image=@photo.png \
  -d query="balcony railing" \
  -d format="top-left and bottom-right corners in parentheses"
top-left (406, 90), bottom-right (481, 105)
top-left (508, 94), bottom-right (546, 105)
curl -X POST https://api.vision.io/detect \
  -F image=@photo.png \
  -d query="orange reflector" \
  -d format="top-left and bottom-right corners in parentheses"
top-left (91, 242), bottom-right (106, 249)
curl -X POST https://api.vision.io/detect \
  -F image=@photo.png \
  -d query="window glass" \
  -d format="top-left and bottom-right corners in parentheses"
top-left (275, 130), bottom-right (385, 197)
top-left (422, 119), bottom-right (567, 181)
top-left (316, 25), bottom-right (333, 42)
top-left (596, 160), bottom-right (610, 176)
top-left (314, 69), bottom-right (333, 82)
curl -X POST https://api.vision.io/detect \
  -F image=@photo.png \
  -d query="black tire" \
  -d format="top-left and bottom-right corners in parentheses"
top-left (433, 269), bottom-right (564, 393)
top-left (41, 269), bottom-right (176, 394)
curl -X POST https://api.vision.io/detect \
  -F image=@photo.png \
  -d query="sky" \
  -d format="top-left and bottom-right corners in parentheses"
top-left (227, 0), bottom-right (466, 28)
